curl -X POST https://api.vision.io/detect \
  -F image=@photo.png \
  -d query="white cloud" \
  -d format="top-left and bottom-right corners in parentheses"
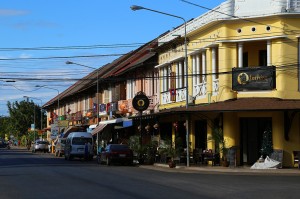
top-left (0, 9), bottom-right (28, 16)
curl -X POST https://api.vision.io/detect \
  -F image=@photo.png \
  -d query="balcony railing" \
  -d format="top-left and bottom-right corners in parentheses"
top-left (213, 79), bottom-right (219, 95)
top-left (193, 82), bottom-right (207, 100)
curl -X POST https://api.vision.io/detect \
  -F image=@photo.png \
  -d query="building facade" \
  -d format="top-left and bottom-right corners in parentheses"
top-left (43, 0), bottom-right (300, 167)
top-left (155, 0), bottom-right (300, 167)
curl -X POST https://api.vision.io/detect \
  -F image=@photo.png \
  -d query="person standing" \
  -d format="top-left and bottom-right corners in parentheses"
top-left (84, 141), bottom-right (89, 161)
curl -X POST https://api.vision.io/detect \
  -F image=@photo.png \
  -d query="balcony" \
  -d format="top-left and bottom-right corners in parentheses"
top-left (213, 79), bottom-right (219, 96)
top-left (193, 82), bottom-right (207, 100)
top-left (162, 88), bottom-right (187, 105)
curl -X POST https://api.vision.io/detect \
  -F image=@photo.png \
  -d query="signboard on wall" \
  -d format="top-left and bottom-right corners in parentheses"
top-left (132, 91), bottom-right (150, 112)
top-left (232, 66), bottom-right (276, 91)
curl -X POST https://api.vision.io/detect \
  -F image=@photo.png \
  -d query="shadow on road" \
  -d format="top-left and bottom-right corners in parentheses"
top-left (0, 147), bottom-right (100, 169)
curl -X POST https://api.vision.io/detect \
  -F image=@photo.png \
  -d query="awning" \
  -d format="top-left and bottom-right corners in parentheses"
top-left (89, 124), bottom-right (97, 129)
top-left (99, 118), bottom-right (132, 125)
top-left (91, 124), bottom-right (107, 136)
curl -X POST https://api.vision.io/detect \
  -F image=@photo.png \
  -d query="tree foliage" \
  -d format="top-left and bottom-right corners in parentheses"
top-left (6, 100), bottom-right (46, 137)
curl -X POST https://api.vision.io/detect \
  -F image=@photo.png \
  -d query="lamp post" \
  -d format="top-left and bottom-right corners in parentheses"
top-left (36, 85), bottom-right (60, 117)
top-left (131, 5), bottom-right (190, 166)
top-left (24, 96), bottom-right (43, 141)
top-left (66, 61), bottom-right (100, 154)
top-left (36, 85), bottom-right (60, 139)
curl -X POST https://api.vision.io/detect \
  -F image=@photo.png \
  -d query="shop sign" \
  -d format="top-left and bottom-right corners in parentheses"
top-left (132, 91), bottom-right (150, 112)
top-left (99, 104), bottom-right (107, 116)
top-left (232, 66), bottom-right (276, 91)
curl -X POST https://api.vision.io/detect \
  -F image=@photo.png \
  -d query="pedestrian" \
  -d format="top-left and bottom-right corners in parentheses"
top-left (88, 141), bottom-right (92, 158)
top-left (84, 141), bottom-right (89, 161)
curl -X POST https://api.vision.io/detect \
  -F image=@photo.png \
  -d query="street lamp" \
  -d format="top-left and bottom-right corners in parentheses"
top-left (35, 85), bottom-right (60, 117)
top-left (131, 5), bottom-right (190, 166)
top-left (66, 61), bottom-right (100, 153)
top-left (24, 96), bottom-right (43, 141)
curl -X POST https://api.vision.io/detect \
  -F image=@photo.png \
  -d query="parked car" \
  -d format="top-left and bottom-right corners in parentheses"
top-left (100, 144), bottom-right (133, 166)
top-left (64, 132), bottom-right (93, 160)
top-left (32, 140), bottom-right (49, 153)
top-left (54, 138), bottom-right (66, 157)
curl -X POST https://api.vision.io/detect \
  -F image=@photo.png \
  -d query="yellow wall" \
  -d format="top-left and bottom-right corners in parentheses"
top-left (158, 15), bottom-right (300, 167)
top-left (222, 111), bottom-right (300, 167)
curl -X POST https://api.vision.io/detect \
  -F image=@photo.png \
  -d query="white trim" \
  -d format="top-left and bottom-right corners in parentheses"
top-left (218, 35), bottom-right (287, 43)
top-left (189, 48), bottom-right (203, 56)
top-left (154, 62), bottom-right (170, 68)
top-left (169, 56), bottom-right (184, 63)
top-left (155, 56), bottom-right (184, 68)
top-left (189, 43), bottom-right (219, 56)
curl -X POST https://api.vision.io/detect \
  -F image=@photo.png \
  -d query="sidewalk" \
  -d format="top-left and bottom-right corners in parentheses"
top-left (140, 163), bottom-right (300, 175)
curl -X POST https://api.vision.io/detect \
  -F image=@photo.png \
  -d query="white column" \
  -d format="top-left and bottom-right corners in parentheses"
top-left (196, 54), bottom-right (200, 84)
top-left (202, 51), bottom-right (206, 82)
top-left (178, 62), bottom-right (182, 88)
top-left (267, 40), bottom-right (271, 66)
top-left (238, 42), bottom-right (243, 68)
top-left (212, 48), bottom-right (216, 80)
top-left (183, 61), bottom-right (187, 87)
top-left (163, 67), bottom-right (167, 91)
top-left (192, 56), bottom-right (196, 87)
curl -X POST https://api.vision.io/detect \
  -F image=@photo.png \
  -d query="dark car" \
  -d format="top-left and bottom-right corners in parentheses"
top-left (0, 139), bottom-right (9, 149)
top-left (100, 144), bottom-right (133, 166)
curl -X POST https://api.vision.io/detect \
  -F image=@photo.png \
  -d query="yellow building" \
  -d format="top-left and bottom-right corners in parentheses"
top-left (156, 0), bottom-right (300, 167)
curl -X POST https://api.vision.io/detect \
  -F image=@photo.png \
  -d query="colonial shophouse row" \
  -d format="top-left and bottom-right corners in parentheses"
top-left (43, 0), bottom-right (300, 167)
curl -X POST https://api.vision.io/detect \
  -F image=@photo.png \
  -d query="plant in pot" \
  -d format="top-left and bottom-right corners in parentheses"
top-left (128, 135), bottom-right (146, 164)
top-left (208, 128), bottom-right (229, 167)
top-left (159, 139), bottom-right (178, 168)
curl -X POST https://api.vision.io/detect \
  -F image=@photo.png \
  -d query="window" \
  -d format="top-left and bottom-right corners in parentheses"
top-left (259, 50), bottom-right (267, 66)
top-left (243, 52), bottom-right (248, 67)
top-left (162, 65), bottom-right (170, 92)
top-left (177, 60), bottom-right (185, 88)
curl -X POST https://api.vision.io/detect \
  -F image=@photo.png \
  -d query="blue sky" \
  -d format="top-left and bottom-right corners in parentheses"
top-left (0, 0), bottom-right (224, 116)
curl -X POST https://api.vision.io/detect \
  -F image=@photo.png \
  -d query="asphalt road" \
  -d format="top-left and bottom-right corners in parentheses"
top-left (1, 147), bottom-right (300, 199)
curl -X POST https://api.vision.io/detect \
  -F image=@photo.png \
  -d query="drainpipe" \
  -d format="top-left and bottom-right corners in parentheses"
top-left (298, 37), bottom-right (300, 91)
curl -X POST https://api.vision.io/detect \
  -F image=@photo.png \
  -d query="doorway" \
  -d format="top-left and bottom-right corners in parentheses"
top-left (240, 117), bottom-right (272, 165)
top-left (194, 120), bottom-right (207, 151)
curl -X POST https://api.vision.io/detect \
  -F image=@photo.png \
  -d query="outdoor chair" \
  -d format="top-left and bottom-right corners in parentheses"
top-left (293, 151), bottom-right (299, 168)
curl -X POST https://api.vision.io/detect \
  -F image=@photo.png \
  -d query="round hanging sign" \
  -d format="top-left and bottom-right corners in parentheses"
top-left (132, 92), bottom-right (149, 112)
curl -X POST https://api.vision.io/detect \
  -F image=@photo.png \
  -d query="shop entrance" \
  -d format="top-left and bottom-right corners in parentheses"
top-left (240, 117), bottom-right (272, 165)
top-left (194, 120), bottom-right (207, 151)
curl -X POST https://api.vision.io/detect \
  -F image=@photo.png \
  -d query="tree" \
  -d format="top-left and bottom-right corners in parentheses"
top-left (0, 116), bottom-right (13, 138)
top-left (7, 100), bottom-right (46, 137)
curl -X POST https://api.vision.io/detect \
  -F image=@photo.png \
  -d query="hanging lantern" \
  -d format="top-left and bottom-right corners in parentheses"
top-left (145, 124), bottom-right (151, 132)
top-left (153, 123), bottom-right (159, 129)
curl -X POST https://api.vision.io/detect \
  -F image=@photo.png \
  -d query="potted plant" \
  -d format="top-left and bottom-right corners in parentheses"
top-left (208, 128), bottom-right (229, 167)
top-left (128, 135), bottom-right (157, 165)
top-left (159, 139), bottom-right (178, 168)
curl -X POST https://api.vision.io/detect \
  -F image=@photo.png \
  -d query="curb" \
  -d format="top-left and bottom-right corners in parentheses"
top-left (139, 163), bottom-right (300, 175)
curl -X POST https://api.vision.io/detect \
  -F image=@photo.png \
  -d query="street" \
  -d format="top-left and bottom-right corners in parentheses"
top-left (1, 147), bottom-right (300, 199)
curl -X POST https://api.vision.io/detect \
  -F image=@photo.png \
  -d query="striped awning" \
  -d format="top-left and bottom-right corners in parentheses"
top-left (91, 124), bottom-right (107, 136)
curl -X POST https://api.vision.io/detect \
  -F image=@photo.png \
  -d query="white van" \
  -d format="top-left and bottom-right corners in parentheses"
top-left (64, 132), bottom-right (94, 160)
